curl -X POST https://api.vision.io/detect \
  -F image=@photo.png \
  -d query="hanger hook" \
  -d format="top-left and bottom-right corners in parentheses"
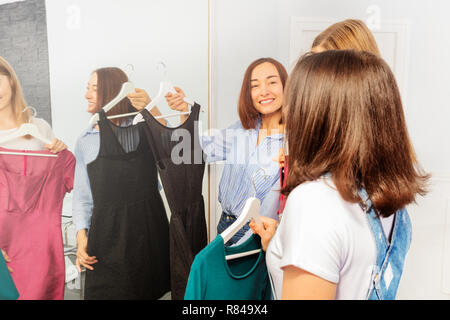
top-left (252, 167), bottom-right (267, 197)
top-left (156, 60), bottom-right (168, 79)
top-left (23, 106), bottom-right (37, 122)
top-left (124, 64), bottom-right (134, 79)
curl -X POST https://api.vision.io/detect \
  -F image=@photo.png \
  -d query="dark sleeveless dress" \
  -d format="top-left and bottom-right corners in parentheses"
top-left (141, 103), bottom-right (207, 300)
top-left (84, 110), bottom-right (170, 300)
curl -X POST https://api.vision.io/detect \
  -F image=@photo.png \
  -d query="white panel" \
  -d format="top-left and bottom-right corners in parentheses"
top-left (442, 197), bottom-right (450, 294)
top-left (397, 175), bottom-right (450, 299)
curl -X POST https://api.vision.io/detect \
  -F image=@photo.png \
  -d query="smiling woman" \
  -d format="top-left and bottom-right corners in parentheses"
top-left (165, 57), bottom-right (288, 247)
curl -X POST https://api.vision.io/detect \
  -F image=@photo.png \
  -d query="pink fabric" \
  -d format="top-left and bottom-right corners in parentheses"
top-left (0, 148), bottom-right (75, 300)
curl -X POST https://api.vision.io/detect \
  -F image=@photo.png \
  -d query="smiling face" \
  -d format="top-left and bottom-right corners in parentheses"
top-left (250, 62), bottom-right (284, 116)
top-left (85, 72), bottom-right (98, 114)
top-left (0, 74), bottom-right (13, 113)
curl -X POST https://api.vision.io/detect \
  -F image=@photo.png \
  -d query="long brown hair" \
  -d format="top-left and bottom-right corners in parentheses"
top-left (93, 67), bottom-right (134, 118)
top-left (238, 58), bottom-right (288, 129)
top-left (312, 19), bottom-right (381, 56)
top-left (283, 50), bottom-right (429, 217)
top-left (0, 56), bottom-right (31, 125)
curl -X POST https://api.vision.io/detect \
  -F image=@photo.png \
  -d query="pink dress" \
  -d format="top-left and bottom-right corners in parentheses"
top-left (0, 147), bottom-right (75, 300)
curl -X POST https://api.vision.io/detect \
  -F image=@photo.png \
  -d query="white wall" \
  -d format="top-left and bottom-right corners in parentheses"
top-left (211, 0), bottom-right (450, 299)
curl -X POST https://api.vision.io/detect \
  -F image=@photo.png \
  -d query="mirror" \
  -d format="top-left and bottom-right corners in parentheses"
top-left (0, 0), bottom-right (209, 300)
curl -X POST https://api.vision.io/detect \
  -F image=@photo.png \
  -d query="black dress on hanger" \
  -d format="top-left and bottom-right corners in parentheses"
top-left (84, 110), bottom-right (170, 300)
top-left (141, 103), bottom-right (207, 300)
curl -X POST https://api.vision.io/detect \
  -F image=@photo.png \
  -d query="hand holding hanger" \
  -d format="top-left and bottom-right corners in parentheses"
top-left (249, 216), bottom-right (278, 252)
top-left (221, 168), bottom-right (268, 260)
top-left (0, 107), bottom-right (63, 157)
top-left (165, 87), bottom-right (189, 113)
top-left (127, 88), bottom-right (151, 110)
top-left (45, 138), bottom-right (68, 154)
top-left (132, 81), bottom-right (194, 125)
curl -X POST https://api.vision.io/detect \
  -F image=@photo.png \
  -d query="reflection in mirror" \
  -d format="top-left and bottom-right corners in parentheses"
top-left (0, 0), bottom-right (208, 300)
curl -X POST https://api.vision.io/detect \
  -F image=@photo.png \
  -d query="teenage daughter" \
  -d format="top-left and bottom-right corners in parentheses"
top-left (252, 50), bottom-right (429, 300)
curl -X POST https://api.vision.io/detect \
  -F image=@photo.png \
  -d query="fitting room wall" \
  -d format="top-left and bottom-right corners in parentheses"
top-left (210, 0), bottom-right (450, 299)
top-left (0, 0), bottom-right (52, 122)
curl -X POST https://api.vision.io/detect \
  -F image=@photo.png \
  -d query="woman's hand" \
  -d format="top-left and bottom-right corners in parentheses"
top-left (45, 138), bottom-right (67, 154)
top-left (128, 88), bottom-right (167, 126)
top-left (249, 216), bottom-right (278, 251)
top-left (165, 87), bottom-right (189, 113)
top-left (127, 88), bottom-right (151, 111)
top-left (272, 148), bottom-right (285, 168)
top-left (75, 229), bottom-right (98, 272)
top-left (1, 249), bottom-right (13, 273)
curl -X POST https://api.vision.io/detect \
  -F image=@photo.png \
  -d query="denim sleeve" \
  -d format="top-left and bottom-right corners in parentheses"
top-left (71, 138), bottom-right (94, 233)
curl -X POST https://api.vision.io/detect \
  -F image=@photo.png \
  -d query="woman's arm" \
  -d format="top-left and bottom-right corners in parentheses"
top-left (72, 139), bottom-right (98, 271)
top-left (282, 265), bottom-right (337, 300)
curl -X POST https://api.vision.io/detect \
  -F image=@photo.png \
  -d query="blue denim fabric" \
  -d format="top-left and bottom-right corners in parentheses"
top-left (216, 212), bottom-right (251, 246)
top-left (359, 189), bottom-right (412, 300)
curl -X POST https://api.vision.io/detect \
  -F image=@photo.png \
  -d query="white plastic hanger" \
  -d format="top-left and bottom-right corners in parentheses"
top-left (89, 82), bottom-right (136, 125)
top-left (0, 107), bottom-right (57, 158)
top-left (222, 168), bottom-right (267, 260)
top-left (132, 80), bottom-right (194, 125)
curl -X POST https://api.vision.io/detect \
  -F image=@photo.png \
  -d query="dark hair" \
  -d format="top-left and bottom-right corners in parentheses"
top-left (238, 58), bottom-right (288, 129)
top-left (94, 67), bottom-right (134, 117)
top-left (283, 50), bottom-right (429, 217)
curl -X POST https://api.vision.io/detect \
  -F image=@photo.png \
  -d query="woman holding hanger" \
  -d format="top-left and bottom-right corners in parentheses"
top-left (165, 57), bottom-right (288, 246)
top-left (73, 67), bottom-right (170, 299)
top-left (0, 56), bottom-right (71, 299)
top-left (0, 57), bottom-right (67, 154)
top-left (0, 57), bottom-right (68, 267)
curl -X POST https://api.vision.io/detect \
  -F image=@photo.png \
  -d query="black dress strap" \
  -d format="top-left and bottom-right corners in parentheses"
top-left (140, 108), bottom-right (152, 121)
top-left (98, 109), bottom-right (107, 121)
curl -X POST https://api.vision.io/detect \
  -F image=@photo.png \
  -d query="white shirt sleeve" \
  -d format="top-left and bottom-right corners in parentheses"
top-left (277, 182), bottom-right (347, 284)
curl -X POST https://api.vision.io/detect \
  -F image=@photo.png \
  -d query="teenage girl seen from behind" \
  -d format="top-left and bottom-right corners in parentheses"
top-left (251, 50), bottom-right (429, 300)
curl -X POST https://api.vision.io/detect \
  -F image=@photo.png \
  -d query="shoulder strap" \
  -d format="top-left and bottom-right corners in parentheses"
top-left (98, 109), bottom-right (107, 121)
top-left (140, 108), bottom-right (152, 121)
top-left (189, 103), bottom-right (200, 123)
top-left (358, 188), bottom-right (375, 213)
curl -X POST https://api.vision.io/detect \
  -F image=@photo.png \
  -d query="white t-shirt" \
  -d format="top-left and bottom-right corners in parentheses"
top-left (0, 117), bottom-right (55, 151)
top-left (265, 176), bottom-right (394, 300)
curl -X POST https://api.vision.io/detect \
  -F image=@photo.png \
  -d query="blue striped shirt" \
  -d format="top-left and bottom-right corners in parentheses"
top-left (201, 119), bottom-right (283, 221)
